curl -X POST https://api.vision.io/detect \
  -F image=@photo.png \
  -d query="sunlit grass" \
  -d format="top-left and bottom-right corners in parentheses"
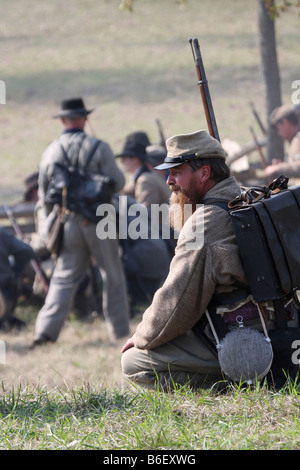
top-left (1, 379), bottom-right (300, 450)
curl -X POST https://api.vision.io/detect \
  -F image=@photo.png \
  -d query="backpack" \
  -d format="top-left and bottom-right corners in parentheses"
top-left (45, 136), bottom-right (115, 223)
top-left (196, 175), bottom-right (300, 387)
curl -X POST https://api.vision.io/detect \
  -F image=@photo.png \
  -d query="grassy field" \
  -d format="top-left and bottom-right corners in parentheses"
top-left (1, 0), bottom-right (299, 202)
top-left (1, 378), bottom-right (300, 451)
top-left (1, 0), bottom-right (300, 452)
top-left (1, 300), bottom-right (300, 451)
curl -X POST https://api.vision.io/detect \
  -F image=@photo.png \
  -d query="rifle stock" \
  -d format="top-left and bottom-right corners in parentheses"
top-left (189, 38), bottom-right (220, 142)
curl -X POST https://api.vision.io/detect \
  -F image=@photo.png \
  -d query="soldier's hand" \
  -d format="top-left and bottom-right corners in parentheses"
top-left (121, 333), bottom-right (136, 353)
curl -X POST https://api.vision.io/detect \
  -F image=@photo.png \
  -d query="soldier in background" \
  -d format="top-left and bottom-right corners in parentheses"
top-left (23, 172), bottom-right (39, 203)
top-left (146, 143), bottom-right (168, 178)
top-left (294, 104), bottom-right (300, 125)
top-left (264, 105), bottom-right (300, 182)
top-left (116, 131), bottom-right (171, 210)
top-left (146, 143), bottom-right (176, 257)
top-left (32, 98), bottom-right (130, 347)
top-left (0, 227), bottom-right (34, 330)
top-left (116, 195), bottom-right (171, 316)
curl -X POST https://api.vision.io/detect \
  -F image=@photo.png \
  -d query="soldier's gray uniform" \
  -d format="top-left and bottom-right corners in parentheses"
top-left (34, 130), bottom-right (130, 343)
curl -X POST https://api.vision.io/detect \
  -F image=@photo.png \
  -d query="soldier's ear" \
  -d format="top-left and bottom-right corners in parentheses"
top-left (198, 165), bottom-right (211, 181)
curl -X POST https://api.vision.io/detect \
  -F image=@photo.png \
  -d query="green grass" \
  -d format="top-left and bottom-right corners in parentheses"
top-left (1, 0), bottom-right (300, 451)
top-left (1, 380), bottom-right (300, 450)
top-left (1, 302), bottom-right (300, 451)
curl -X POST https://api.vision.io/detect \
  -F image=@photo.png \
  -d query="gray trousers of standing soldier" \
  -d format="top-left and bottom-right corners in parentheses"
top-left (34, 213), bottom-right (130, 342)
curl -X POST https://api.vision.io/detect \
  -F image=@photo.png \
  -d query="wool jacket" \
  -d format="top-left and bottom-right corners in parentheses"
top-left (122, 167), bottom-right (171, 209)
top-left (35, 130), bottom-right (125, 240)
top-left (134, 176), bottom-right (249, 350)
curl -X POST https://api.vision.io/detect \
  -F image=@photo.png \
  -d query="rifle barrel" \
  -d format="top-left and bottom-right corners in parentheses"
top-left (190, 38), bottom-right (220, 142)
top-left (249, 126), bottom-right (267, 169)
top-left (249, 101), bottom-right (266, 135)
top-left (155, 119), bottom-right (167, 149)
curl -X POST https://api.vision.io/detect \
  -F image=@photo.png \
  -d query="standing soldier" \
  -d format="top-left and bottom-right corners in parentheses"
top-left (32, 98), bottom-right (130, 347)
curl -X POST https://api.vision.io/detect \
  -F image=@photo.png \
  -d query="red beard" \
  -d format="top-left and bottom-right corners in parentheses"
top-left (169, 189), bottom-right (197, 232)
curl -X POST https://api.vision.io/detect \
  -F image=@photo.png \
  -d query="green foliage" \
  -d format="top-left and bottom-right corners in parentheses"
top-left (264, 0), bottom-right (300, 18)
top-left (119, 0), bottom-right (136, 12)
top-left (119, 0), bottom-right (188, 12)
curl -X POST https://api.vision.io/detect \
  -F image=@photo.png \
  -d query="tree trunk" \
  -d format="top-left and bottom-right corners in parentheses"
top-left (257, 0), bottom-right (284, 163)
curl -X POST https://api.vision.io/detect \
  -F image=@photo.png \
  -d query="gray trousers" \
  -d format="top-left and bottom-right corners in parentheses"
top-left (34, 213), bottom-right (129, 342)
top-left (121, 330), bottom-right (222, 390)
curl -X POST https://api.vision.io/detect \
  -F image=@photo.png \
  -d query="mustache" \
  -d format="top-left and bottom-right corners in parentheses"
top-left (169, 185), bottom-right (191, 202)
top-left (169, 184), bottom-right (181, 192)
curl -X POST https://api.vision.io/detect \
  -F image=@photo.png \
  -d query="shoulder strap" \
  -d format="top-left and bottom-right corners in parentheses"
top-left (58, 137), bottom-right (102, 174)
top-left (58, 134), bottom-right (86, 167)
top-left (83, 139), bottom-right (102, 170)
top-left (202, 198), bottom-right (230, 212)
top-left (58, 142), bottom-right (71, 166)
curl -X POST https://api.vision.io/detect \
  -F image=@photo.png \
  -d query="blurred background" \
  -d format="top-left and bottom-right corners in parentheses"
top-left (0, 0), bottom-right (299, 202)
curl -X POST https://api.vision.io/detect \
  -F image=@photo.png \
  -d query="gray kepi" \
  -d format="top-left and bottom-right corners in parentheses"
top-left (154, 129), bottom-right (227, 170)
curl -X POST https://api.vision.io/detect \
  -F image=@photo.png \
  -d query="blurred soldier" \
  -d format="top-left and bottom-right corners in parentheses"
top-left (146, 143), bottom-right (176, 257)
top-left (146, 144), bottom-right (166, 167)
top-left (264, 105), bottom-right (300, 181)
top-left (25, 173), bottom-right (103, 320)
top-left (294, 104), bottom-right (300, 125)
top-left (116, 195), bottom-right (171, 315)
top-left (32, 98), bottom-right (130, 347)
top-left (0, 227), bottom-right (34, 329)
top-left (145, 143), bottom-right (168, 178)
top-left (116, 131), bottom-right (171, 210)
top-left (116, 133), bottom-right (174, 310)
top-left (23, 172), bottom-right (39, 203)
